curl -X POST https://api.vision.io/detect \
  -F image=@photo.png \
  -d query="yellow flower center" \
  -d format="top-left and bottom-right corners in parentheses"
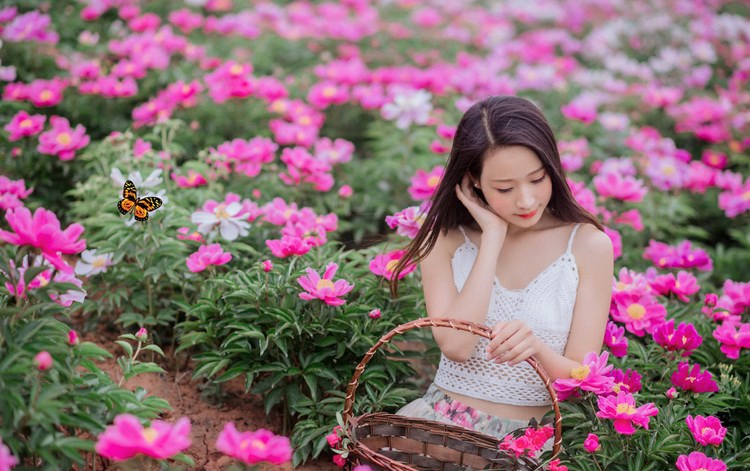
top-left (270, 100), bottom-right (286, 113)
top-left (283, 209), bottom-right (293, 218)
top-left (250, 439), bottom-right (266, 450)
top-left (615, 281), bottom-right (628, 291)
top-left (427, 175), bottom-right (441, 188)
top-left (40, 90), bottom-right (52, 101)
top-left (570, 365), bottom-right (590, 380)
top-left (662, 165), bottom-right (675, 175)
top-left (385, 259), bottom-right (399, 273)
top-left (743, 191), bottom-right (750, 201)
top-left (658, 257), bottom-right (667, 266)
top-left (19, 118), bottom-right (32, 128)
top-left (215, 204), bottom-right (230, 219)
top-left (729, 140), bottom-right (741, 153)
top-left (92, 258), bottom-right (107, 268)
top-left (701, 427), bottom-right (712, 435)
top-left (616, 403), bottom-right (636, 415)
top-left (322, 86), bottom-right (336, 98)
top-left (57, 133), bottom-right (72, 146)
top-left (626, 303), bottom-right (646, 320)
top-left (142, 427), bottom-right (158, 444)
top-left (298, 115), bottom-right (312, 126)
top-left (230, 64), bottom-right (244, 75)
top-left (316, 279), bottom-right (335, 290)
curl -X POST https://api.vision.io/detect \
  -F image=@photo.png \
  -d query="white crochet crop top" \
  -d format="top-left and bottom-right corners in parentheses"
top-left (432, 224), bottom-right (581, 407)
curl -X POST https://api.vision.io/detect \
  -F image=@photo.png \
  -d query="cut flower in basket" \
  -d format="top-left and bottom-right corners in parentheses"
top-left (498, 424), bottom-right (554, 459)
top-left (553, 351), bottom-right (615, 401)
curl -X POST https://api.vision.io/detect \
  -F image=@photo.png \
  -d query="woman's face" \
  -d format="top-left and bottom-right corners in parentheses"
top-left (475, 145), bottom-right (553, 227)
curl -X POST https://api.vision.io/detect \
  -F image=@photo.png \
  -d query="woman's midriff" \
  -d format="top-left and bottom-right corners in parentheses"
top-left (436, 385), bottom-right (552, 421)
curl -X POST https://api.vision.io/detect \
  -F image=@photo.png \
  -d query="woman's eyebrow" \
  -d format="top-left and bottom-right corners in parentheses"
top-left (491, 166), bottom-right (545, 182)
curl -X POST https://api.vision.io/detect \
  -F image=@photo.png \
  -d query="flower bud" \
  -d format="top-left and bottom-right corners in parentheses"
top-left (338, 185), bottom-right (353, 198)
top-left (135, 327), bottom-right (148, 342)
top-left (666, 387), bottom-right (678, 400)
top-left (34, 351), bottom-right (53, 371)
top-left (68, 330), bottom-right (79, 346)
top-left (583, 433), bottom-right (600, 453)
top-left (368, 309), bottom-right (381, 320)
top-left (261, 260), bottom-right (273, 273)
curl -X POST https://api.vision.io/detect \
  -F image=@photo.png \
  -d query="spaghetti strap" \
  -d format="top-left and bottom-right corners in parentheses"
top-left (565, 223), bottom-right (582, 254)
top-left (457, 225), bottom-right (470, 243)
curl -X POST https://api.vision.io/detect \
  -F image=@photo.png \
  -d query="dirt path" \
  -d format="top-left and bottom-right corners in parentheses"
top-left (81, 330), bottom-right (337, 471)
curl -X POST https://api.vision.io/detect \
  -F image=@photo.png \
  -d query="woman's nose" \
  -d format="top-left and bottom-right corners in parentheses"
top-left (517, 186), bottom-right (535, 209)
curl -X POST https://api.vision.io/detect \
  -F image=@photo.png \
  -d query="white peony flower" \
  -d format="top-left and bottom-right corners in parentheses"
top-left (75, 249), bottom-right (114, 276)
top-left (191, 202), bottom-right (250, 241)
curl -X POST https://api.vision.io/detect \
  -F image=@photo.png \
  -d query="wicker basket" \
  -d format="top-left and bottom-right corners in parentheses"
top-left (342, 318), bottom-right (562, 471)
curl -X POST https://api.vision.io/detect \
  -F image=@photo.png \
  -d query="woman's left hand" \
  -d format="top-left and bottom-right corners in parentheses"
top-left (486, 320), bottom-right (540, 366)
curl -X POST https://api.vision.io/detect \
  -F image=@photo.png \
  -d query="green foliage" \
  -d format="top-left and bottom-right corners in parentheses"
top-left (0, 256), bottom-right (171, 470)
top-left (177, 242), bottom-right (427, 466)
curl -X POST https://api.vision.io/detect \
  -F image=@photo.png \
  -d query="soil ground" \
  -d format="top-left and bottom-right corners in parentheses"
top-left (78, 327), bottom-right (338, 471)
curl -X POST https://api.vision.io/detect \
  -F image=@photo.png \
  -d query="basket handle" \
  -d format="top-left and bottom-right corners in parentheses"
top-left (343, 317), bottom-right (562, 457)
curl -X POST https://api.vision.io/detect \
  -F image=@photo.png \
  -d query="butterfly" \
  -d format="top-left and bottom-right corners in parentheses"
top-left (117, 180), bottom-right (162, 222)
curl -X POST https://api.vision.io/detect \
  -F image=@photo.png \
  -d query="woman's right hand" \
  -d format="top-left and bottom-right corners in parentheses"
top-left (455, 175), bottom-right (508, 237)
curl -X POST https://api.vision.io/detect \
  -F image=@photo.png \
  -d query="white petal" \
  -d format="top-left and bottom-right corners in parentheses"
top-left (220, 221), bottom-right (239, 241)
top-left (110, 168), bottom-right (125, 186)
top-left (191, 212), bottom-right (218, 224)
top-left (74, 262), bottom-right (93, 276)
top-left (142, 169), bottom-right (163, 188)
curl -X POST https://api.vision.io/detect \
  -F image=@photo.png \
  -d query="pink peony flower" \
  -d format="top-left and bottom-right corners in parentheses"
top-left (385, 205), bottom-right (427, 239)
top-left (604, 321), bottom-right (628, 357)
top-left (648, 271), bottom-right (700, 302)
top-left (68, 330), bottom-right (79, 346)
top-left (4, 110), bottom-right (45, 141)
top-left (670, 362), bottom-right (719, 394)
top-left (261, 259), bottom-right (273, 272)
top-left (675, 451), bottom-right (726, 471)
top-left (135, 327), bottom-right (148, 342)
top-left (593, 172), bottom-right (648, 202)
top-left (297, 262), bottom-right (354, 306)
top-left (652, 319), bottom-right (703, 356)
top-left (368, 308), bottom-right (381, 319)
top-left (0, 437), bottom-right (19, 471)
top-left (266, 235), bottom-right (311, 258)
top-left (553, 351), bottom-right (615, 401)
top-left (172, 170), bottom-right (208, 188)
top-left (37, 116), bottom-right (90, 161)
top-left (95, 414), bottom-right (191, 461)
top-left (34, 351), bottom-right (52, 371)
top-left (607, 368), bottom-right (642, 395)
top-left (186, 244), bottom-right (232, 273)
top-left (610, 293), bottom-right (667, 337)
top-left (583, 433), bottom-right (600, 453)
top-left (0, 207), bottom-right (85, 272)
top-left (685, 414), bottom-right (726, 446)
top-left (712, 322), bottom-right (750, 360)
top-left (408, 165), bottom-right (444, 201)
top-left (643, 240), bottom-right (712, 271)
top-left (215, 423), bottom-right (292, 465)
top-left (369, 249), bottom-right (417, 280)
top-left (596, 391), bottom-right (658, 435)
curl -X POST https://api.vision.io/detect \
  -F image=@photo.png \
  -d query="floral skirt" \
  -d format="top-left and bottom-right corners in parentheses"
top-left (395, 383), bottom-right (540, 441)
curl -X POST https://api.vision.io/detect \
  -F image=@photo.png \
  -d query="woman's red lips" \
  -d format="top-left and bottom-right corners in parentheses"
top-left (517, 210), bottom-right (537, 219)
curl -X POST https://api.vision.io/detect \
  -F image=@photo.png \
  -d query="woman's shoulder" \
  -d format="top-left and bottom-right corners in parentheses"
top-left (571, 223), bottom-right (614, 267)
top-left (429, 226), bottom-right (472, 260)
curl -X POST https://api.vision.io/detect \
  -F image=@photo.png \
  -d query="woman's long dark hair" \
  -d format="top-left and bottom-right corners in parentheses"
top-left (390, 95), bottom-right (603, 296)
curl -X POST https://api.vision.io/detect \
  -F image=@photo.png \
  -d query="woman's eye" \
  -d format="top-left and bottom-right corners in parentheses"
top-left (532, 175), bottom-right (547, 184)
top-left (496, 188), bottom-right (512, 193)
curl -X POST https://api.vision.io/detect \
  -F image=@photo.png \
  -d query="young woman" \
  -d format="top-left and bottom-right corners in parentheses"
top-left (390, 95), bottom-right (614, 439)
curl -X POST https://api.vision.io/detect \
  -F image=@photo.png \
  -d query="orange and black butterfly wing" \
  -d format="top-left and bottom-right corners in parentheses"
top-left (133, 196), bottom-right (162, 221)
top-left (117, 180), bottom-right (138, 215)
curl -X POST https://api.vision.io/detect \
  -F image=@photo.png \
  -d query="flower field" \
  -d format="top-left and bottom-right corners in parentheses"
top-left (1, 0), bottom-right (750, 470)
